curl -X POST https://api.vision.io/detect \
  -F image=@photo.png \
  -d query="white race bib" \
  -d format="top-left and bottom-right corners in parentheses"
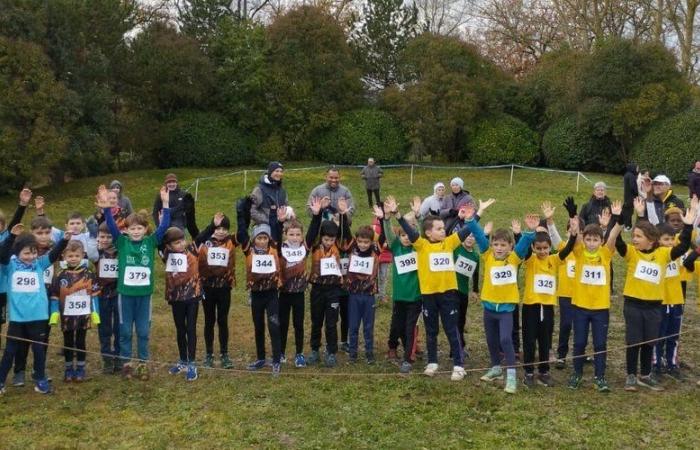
top-left (282, 246), bottom-right (306, 264)
top-left (320, 257), bottom-right (342, 277)
top-left (43, 265), bottom-right (54, 285)
top-left (340, 257), bottom-right (350, 275)
top-left (12, 271), bottom-right (40, 293)
top-left (490, 265), bottom-right (517, 286)
top-left (166, 253), bottom-right (188, 273)
top-left (429, 253), bottom-right (454, 272)
top-left (455, 255), bottom-right (476, 278)
top-left (99, 258), bottom-right (119, 279)
top-left (349, 255), bottom-right (374, 275)
top-left (124, 266), bottom-right (151, 286)
top-left (634, 260), bottom-right (661, 284)
top-left (64, 291), bottom-right (91, 316)
top-left (580, 265), bottom-right (605, 286)
top-left (566, 260), bottom-right (576, 279)
top-left (251, 254), bottom-right (276, 274)
top-left (394, 252), bottom-right (417, 275)
top-left (665, 260), bottom-right (680, 278)
top-left (207, 247), bottom-right (230, 267)
top-left (533, 274), bottom-right (555, 295)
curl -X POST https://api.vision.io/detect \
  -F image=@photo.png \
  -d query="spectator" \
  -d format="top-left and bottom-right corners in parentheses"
top-left (644, 174), bottom-right (685, 225)
top-left (688, 160), bottom-right (700, 199)
top-left (152, 173), bottom-right (198, 237)
top-left (637, 169), bottom-right (651, 200)
top-left (250, 161), bottom-right (288, 241)
top-left (418, 182), bottom-right (446, 219)
top-left (109, 180), bottom-right (134, 216)
top-left (306, 167), bottom-right (355, 221)
top-left (440, 177), bottom-right (474, 233)
top-left (360, 158), bottom-right (383, 207)
top-left (578, 182), bottom-right (612, 227)
top-left (622, 164), bottom-right (639, 230)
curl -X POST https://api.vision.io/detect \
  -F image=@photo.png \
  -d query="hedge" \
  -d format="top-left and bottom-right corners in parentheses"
top-left (465, 114), bottom-right (538, 165)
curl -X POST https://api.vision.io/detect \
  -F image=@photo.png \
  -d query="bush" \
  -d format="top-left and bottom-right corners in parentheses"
top-left (159, 111), bottom-right (256, 167)
top-left (312, 108), bottom-right (408, 164)
top-left (542, 116), bottom-right (622, 172)
top-left (632, 107), bottom-right (700, 182)
top-left (465, 114), bottom-right (538, 165)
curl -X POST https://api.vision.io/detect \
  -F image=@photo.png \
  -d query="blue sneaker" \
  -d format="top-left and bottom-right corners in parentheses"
top-left (294, 353), bottom-right (306, 368)
top-left (186, 364), bottom-right (198, 382)
top-left (325, 353), bottom-right (337, 368)
top-left (272, 363), bottom-right (281, 377)
top-left (64, 368), bottom-right (75, 382)
top-left (74, 366), bottom-right (86, 382)
top-left (279, 353), bottom-right (287, 364)
top-left (168, 361), bottom-right (186, 375)
top-left (34, 379), bottom-right (51, 394)
top-left (247, 359), bottom-right (266, 371)
top-left (307, 350), bottom-right (320, 365)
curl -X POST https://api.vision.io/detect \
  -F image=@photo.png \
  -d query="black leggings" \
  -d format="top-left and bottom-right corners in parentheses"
top-left (202, 286), bottom-right (231, 355)
top-left (339, 293), bottom-right (349, 343)
top-left (279, 291), bottom-right (304, 355)
top-left (64, 328), bottom-right (87, 365)
top-left (171, 301), bottom-right (199, 363)
top-left (251, 289), bottom-right (281, 363)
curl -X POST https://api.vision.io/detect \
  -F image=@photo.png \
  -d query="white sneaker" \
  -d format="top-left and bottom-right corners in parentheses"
top-left (423, 363), bottom-right (439, 377)
top-left (451, 366), bottom-right (466, 381)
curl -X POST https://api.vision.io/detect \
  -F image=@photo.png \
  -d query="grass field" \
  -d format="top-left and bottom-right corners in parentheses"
top-left (1, 163), bottom-right (700, 449)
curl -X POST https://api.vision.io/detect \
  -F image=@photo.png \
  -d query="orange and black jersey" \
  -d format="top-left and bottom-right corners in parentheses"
top-left (243, 244), bottom-right (281, 292)
top-left (197, 230), bottom-right (238, 289)
top-left (163, 243), bottom-right (202, 303)
top-left (278, 242), bottom-right (309, 293)
top-left (305, 210), bottom-right (352, 286)
top-left (96, 246), bottom-right (119, 299)
top-left (50, 264), bottom-right (100, 331)
top-left (344, 240), bottom-right (381, 295)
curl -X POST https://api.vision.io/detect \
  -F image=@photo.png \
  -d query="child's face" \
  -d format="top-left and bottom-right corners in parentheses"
top-left (532, 241), bottom-right (551, 259)
top-left (32, 228), bottom-right (52, 248)
top-left (659, 234), bottom-right (675, 247)
top-left (213, 226), bottom-right (229, 240)
top-left (18, 246), bottom-right (38, 264)
top-left (168, 238), bottom-right (186, 253)
top-left (491, 238), bottom-right (513, 259)
top-left (631, 228), bottom-right (653, 250)
top-left (126, 223), bottom-right (147, 241)
top-left (356, 236), bottom-right (372, 252)
top-left (666, 213), bottom-right (683, 232)
top-left (425, 220), bottom-right (446, 242)
top-left (108, 191), bottom-right (118, 208)
top-left (285, 227), bottom-right (303, 245)
top-left (321, 235), bottom-right (336, 249)
top-left (463, 235), bottom-right (475, 249)
top-left (254, 234), bottom-right (269, 249)
top-left (583, 234), bottom-right (602, 252)
top-left (97, 231), bottom-right (113, 250)
top-left (398, 231), bottom-right (411, 247)
top-left (66, 218), bottom-right (84, 235)
top-left (63, 249), bottom-right (83, 267)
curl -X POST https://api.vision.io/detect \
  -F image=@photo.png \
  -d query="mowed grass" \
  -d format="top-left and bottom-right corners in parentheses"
top-left (1, 163), bottom-right (700, 449)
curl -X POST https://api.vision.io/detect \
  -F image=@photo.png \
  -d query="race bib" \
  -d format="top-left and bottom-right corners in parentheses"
top-left (665, 260), bottom-right (680, 278)
top-left (166, 253), bottom-right (188, 273)
top-left (349, 255), bottom-right (374, 275)
top-left (490, 265), bottom-right (517, 286)
top-left (634, 260), bottom-right (661, 284)
top-left (207, 247), bottom-right (230, 267)
top-left (251, 254), bottom-right (276, 274)
top-left (340, 258), bottom-right (350, 276)
top-left (64, 291), bottom-right (91, 316)
top-left (580, 265), bottom-right (605, 286)
top-left (429, 253), bottom-right (454, 272)
top-left (320, 257), bottom-right (341, 277)
top-left (12, 271), bottom-right (40, 293)
top-left (99, 258), bottom-right (119, 279)
top-left (566, 260), bottom-right (576, 279)
top-left (124, 266), bottom-right (151, 286)
top-left (43, 265), bottom-right (54, 285)
top-left (282, 246), bottom-right (306, 264)
top-left (533, 274), bottom-right (555, 295)
top-left (455, 255), bottom-right (476, 278)
top-left (394, 252), bottom-right (417, 275)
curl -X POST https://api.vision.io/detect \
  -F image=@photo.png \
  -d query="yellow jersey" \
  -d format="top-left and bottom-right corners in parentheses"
top-left (480, 249), bottom-right (522, 304)
top-left (622, 244), bottom-right (672, 301)
top-left (523, 254), bottom-right (562, 306)
top-left (662, 254), bottom-right (684, 305)
top-left (556, 241), bottom-right (576, 299)
top-left (412, 233), bottom-right (462, 295)
top-left (572, 244), bottom-right (613, 310)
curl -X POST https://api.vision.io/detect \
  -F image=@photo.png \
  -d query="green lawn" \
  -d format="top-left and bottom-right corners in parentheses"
top-left (1, 164), bottom-right (699, 449)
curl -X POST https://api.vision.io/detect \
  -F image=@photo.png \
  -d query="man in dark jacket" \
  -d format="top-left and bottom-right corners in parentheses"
top-left (360, 158), bottom-right (383, 207)
top-left (622, 164), bottom-right (639, 230)
top-left (152, 173), bottom-right (197, 237)
top-left (644, 174), bottom-right (685, 225)
top-left (688, 160), bottom-right (700, 199)
top-left (579, 182), bottom-right (612, 227)
top-left (250, 162), bottom-right (288, 241)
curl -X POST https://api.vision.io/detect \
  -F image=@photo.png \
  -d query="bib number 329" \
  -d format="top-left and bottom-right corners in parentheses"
top-left (490, 265), bottom-right (516, 286)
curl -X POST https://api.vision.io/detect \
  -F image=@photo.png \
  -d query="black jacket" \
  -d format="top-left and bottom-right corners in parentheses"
top-left (688, 170), bottom-right (700, 198)
top-left (623, 164), bottom-right (638, 204)
top-left (153, 188), bottom-right (187, 230)
top-left (579, 196), bottom-right (612, 227)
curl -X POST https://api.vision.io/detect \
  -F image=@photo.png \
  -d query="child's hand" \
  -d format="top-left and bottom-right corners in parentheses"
top-left (384, 195), bottom-right (398, 214)
top-left (372, 204), bottom-right (384, 219)
top-left (277, 206), bottom-right (288, 222)
top-left (540, 201), bottom-right (555, 221)
top-left (683, 195), bottom-right (699, 225)
top-left (598, 208), bottom-right (611, 228)
top-left (524, 214), bottom-right (540, 231)
top-left (10, 223), bottom-right (24, 236)
top-left (633, 196), bottom-right (646, 216)
top-left (320, 196), bottom-right (331, 210)
top-left (160, 186), bottom-right (169, 208)
top-left (213, 212), bottom-right (224, 227)
top-left (63, 229), bottom-right (72, 241)
top-left (511, 219), bottom-right (521, 235)
top-left (610, 200), bottom-right (622, 216)
top-left (18, 188), bottom-right (32, 206)
top-left (563, 196), bottom-right (577, 218)
top-left (34, 195), bottom-right (45, 214)
top-left (477, 198), bottom-right (495, 216)
top-left (95, 185), bottom-right (111, 209)
top-left (483, 221), bottom-right (493, 236)
top-left (309, 196), bottom-right (322, 216)
top-left (469, 292), bottom-right (480, 303)
top-left (460, 204), bottom-right (476, 221)
top-left (337, 197), bottom-right (348, 215)
top-left (642, 177), bottom-right (652, 197)
top-left (569, 217), bottom-right (579, 236)
top-left (410, 196), bottom-right (422, 215)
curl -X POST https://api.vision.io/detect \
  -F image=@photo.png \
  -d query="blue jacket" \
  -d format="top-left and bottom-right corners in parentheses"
top-left (6, 255), bottom-right (54, 322)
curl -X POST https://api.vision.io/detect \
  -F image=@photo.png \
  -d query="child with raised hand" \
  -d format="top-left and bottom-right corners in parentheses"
top-left (196, 212), bottom-right (237, 370)
top-left (95, 222), bottom-right (121, 374)
top-left (520, 217), bottom-right (578, 388)
top-left (236, 198), bottom-right (283, 376)
top-left (97, 184), bottom-right (171, 381)
top-left (462, 205), bottom-right (538, 393)
top-left (0, 224), bottom-right (69, 395)
top-left (162, 225), bottom-right (204, 382)
top-left (49, 240), bottom-right (101, 382)
top-left (396, 199), bottom-right (473, 381)
top-left (382, 197), bottom-right (422, 373)
top-left (307, 196), bottom-right (352, 368)
top-left (553, 198), bottom-right (579, 370)
top-left (608, 197), bottom-right (698, 392)
top-left (454, 232), bottom-right (479, 358)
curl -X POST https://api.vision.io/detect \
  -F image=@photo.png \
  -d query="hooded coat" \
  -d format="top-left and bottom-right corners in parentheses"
top-left (250, 174), bottom-right (288, 227)
top-left (109, 180), bottom-right (134, 216)
top-left (623, 164), bottom-right (639, 205)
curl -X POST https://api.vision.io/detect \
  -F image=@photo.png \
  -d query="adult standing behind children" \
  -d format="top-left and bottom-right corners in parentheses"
top-left (250, 162), bottom-right (288, 232)
top-left (418, 182), bottom-right (446, 219)
top-left (152, 173), bottom-right (198, 237)
top-left (622, 165), bottom-right (639, 231)
top-left (360, 158), bottom-right (383, 207)
top-left (578, 182), bottom-right (612, 227)
top-left (643, 175), bottom-right (685, 225)
top-left (307, 167), bottom-right (355, 222)
top-left (440, 177), bottom-right (474, 233)
top-left (688, 160), bottom-right (700, 199)
top-left (110, 180), bottom-right (134, 216)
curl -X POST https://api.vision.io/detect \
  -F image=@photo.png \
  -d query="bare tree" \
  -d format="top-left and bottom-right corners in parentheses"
top-left (416, 0), bottom-right (474, 35)
top-left (666, 0), bottom-right (700, 78)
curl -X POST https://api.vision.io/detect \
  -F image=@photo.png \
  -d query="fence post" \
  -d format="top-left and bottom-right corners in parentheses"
top-left (576, 172), bottom-right (580, 193)
top-left (194, 178), bottom-right (199, 201)
top-left (410, 164), bottom-right (414, 186)
top-left (509, 164), bottom-right (514, 187)
top-left (244, 170), bottom-right (248, 192)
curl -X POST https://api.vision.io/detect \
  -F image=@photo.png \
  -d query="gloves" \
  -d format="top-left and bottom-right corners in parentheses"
top-left (563, 197), bottom-right (578, 218)
top-left (49, 312), bottom-right (60, 326)
top-left (91, 311), bottom-right (101, 326)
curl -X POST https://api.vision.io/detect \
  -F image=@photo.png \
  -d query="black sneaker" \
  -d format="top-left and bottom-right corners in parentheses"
top-left (555, 359), bottom-right (565, 370)
top-left (666, 367), bottom-right (684, 381)
top-left (366, 352), bottom-right (375, 365)
top-left (523, 374), bottom-right (535, 388)
top-left (339, 342), bottom-right (350, 354)
top-left (537, 372), bottom-right (555, 387)
top-left (593, 376), bottom-right (611, 393)
top-left (637, 374), bottom-right (664, 391)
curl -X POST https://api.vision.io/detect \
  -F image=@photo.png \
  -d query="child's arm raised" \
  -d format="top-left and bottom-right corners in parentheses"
top-left (153, 186), bottom-right (171, 244)
top-left (6, 188), bottom-right (32, 232)
top-left (337, 197), bottom-right (353, 246)
top-left (557, 217), bottom-right (579, 260)
top-left (462, 204), bottom-right (489, 252)
top-left (0, 224), bottom-right (23, 265)
top-left (195, 213), bottom-right (222, 246)
top-left (47, 231), bottom-right (70, 265)
top-left (514, 214), bottom-right (539, 259)
top-left (606, 200), bottom-right (624, 254)
top-left (387, 196), bottom-right (418, 243)
top-left (97, 185), bottom-right (121, 242)
top-left (683, 247), bottom-right (699, 272)
top-left (671, 196), bottom-right (699, 259)
top-left (305, 197), bottom-right (323, 248)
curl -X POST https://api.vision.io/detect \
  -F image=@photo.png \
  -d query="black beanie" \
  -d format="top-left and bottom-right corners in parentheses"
top-left (267, 161), bottom-right (283, 177)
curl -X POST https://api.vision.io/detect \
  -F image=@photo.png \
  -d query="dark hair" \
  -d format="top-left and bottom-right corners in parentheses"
top-left (421, 216), bottom-right (442, 234)
top-left (533, 231), bottom-right (552, 246)
top-left (320, 220), bottom-right (338, 238)
top-left (582, 224), bottom-right (604, 239)
top-left (31, 216), bottom-right (52, 230)
top-left (213, 214), bottom-right (231, 230)
top-left (326, 166), bottom-right (339, 174)
top-left (64, 240), bottom-right (84, 254)
top-left (97, 222), bottom-right (111, 234)
top-left (66, 211), bottom-right (84, 223)
top-left (355, 225), bottom-right (374, 240)
top-left (12, 233), bottom-right (37, 256)
top-left (491, 228), bottom-right (514, 245)
top-left (634, 221), bottom-right (660, 245)
top-left (163, 227), bottom-right (185, 245)
top-left (657, 223), bottom-right (676, 238)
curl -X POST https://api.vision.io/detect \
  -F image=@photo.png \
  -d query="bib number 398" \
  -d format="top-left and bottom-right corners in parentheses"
top-left (394, 252), bottom-right (417, 274)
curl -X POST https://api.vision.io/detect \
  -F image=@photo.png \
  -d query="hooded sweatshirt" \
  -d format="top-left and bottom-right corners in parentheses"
top-left (109, 180), bottom-right (134, 216)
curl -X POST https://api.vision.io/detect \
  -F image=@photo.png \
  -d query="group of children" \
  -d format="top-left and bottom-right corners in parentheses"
top-left (1, 178), bottom-right (700, 396)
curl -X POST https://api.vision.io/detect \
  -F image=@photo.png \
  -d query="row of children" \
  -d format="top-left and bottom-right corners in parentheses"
top-left (1, 182), bottom-right (700, 395)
